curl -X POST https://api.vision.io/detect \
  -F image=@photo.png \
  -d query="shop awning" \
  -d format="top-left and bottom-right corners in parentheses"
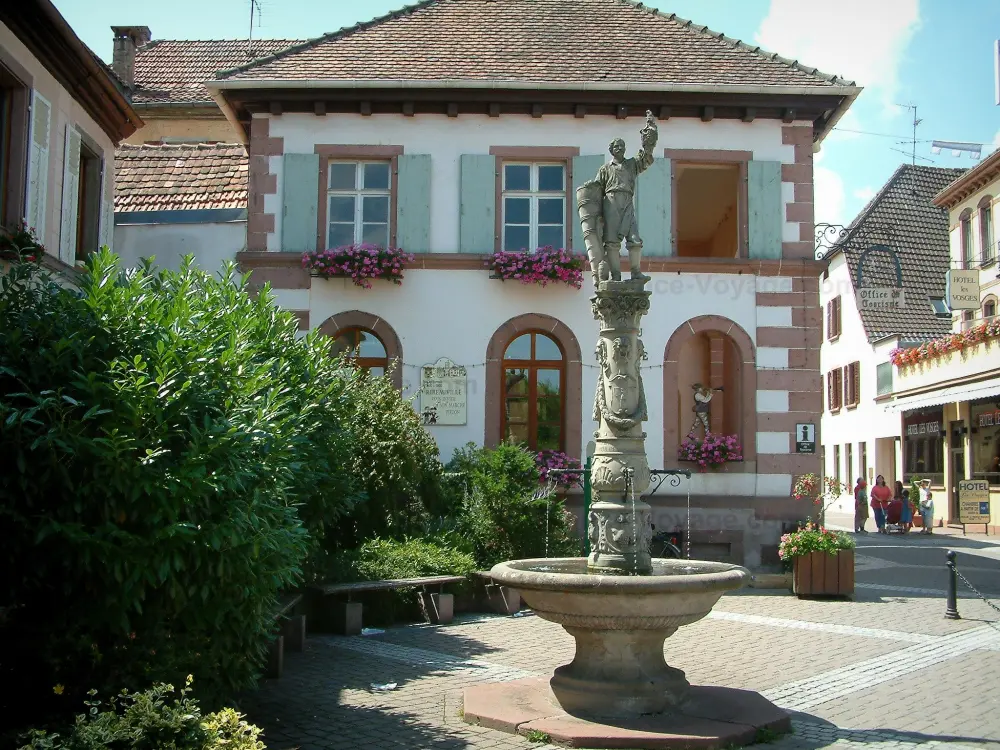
top-left (883, 379), bottom-right (1000, 413)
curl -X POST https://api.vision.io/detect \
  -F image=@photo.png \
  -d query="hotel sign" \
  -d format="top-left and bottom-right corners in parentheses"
top-left (906, 420), bottom-right (940, 436)
top-left (946, 270), bottom-right (980, 311)
top-left (958, 479), bottom-right (991, 525)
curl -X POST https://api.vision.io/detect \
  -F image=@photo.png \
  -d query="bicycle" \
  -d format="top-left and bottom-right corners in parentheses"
top-left (650, 525), bottom-right (684, 558)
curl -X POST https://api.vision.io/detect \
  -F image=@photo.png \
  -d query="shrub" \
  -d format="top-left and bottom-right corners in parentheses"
top-left (456, 444), bottom-right (581, 568)
top-left (333, 538), bottom-right (477, 581)
top-left (18, 678), bottom-right (265, 749)
top-left (0, 254), bottom-right (365, 732)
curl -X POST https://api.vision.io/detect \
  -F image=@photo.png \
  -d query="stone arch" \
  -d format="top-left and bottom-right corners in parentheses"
top-left (485, 313), bottom-right (583, 459)
top-left (317, 310), bottom-right (403, 391)
top-left (663, 315), bottom-right (757, 469)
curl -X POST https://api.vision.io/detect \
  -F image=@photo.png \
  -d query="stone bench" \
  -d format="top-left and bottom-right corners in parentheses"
top-left (471, 571), bottom-right (521, 615)
top-left (309, 575), bottom-right (467, 635)
top-left (266, 592), bottom-right (306, 679)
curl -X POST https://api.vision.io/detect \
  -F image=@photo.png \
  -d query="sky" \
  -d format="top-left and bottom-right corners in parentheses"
top-left (54, 0), bottom-right (1000, 229)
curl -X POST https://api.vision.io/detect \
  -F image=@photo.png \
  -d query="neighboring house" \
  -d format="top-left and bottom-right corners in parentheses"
top-left (819, 165), bottom-right (964, 515)
top-left (880, 151), bottom-right (1000, 532)
top-left (114, 143), bottom-right (248, 271)
top-left (111, 27), bottom-right (300, 145)
top-left (0, 0), bottom-right (140, 273)
top-left (199, 0), bottom-right (861, 566)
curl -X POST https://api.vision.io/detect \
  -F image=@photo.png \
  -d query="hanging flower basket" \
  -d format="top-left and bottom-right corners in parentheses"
top-left (486, 247), bottom-right (585, 289)
top-left (890, 319), bottom-right (1000, 367)
top-left (677, 432), bottom-right (743, 471)
top-left (302, 244), bottom-right (414, 289)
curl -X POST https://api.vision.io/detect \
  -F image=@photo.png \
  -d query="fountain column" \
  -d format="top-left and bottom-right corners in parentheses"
top-left (587, 280), bottom-right (653, 574)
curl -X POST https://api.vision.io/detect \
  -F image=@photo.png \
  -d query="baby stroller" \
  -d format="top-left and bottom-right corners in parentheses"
top-left (884, 499), bottom-right (908, 534)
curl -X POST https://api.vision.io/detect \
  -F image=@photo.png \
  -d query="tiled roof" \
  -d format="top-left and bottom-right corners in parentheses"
top-left (218, 0), bottom-right (853, 88)
top-left (114, 143), bottom-right (248, 212)
top-left (834, 164), bottom-right (967, 343)
top-left (133, 39), bottom-right (303, 104)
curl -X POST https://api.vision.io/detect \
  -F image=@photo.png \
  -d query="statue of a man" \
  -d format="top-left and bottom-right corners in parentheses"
top-left (589, 110), bottom-right (658, 283)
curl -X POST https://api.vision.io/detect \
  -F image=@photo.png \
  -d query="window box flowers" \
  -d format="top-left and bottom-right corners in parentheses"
top-left (890, 318), bottom-right (1000, 367)
top-left (0, 222), bottom-right (43, 262)
top-left (303, 244), bottom-right (414, 288)
top-left (487, 247), bottom-right (585, 289)
top-left (779, 522), bottom-right (855, 597)
top-left (677, 432), bottom-right (743, 471)
top-left (536, 450), bottom-right (583, 490)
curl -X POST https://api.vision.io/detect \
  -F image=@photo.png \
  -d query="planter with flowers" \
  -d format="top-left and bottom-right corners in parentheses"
top-left (0, 222), bottom-right (44, 263)
top-left (303, 244), bottom-right (414, 288)
top-left (487, 247), bottom-right (585, 289)
top-left (890, 319), bottom-right (1000, 368)
top-left (536, 450), bottom-right (584, 495)
top-left (780, 523), bottom-right (856, 596)
top-left (677, 432), bottom-right (743, 472)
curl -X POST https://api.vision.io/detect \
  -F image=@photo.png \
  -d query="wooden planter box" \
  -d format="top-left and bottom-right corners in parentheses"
top-left (792, 549), bottom-right (854, 597)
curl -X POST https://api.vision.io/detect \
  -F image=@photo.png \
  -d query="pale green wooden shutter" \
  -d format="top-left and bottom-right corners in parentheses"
top-left (396, 154), bottom-right (431, 252)
top-left (26, 91), bottom-right (51, 239)
top-left (59, 125), bottom-right (82, 264)
top-left (281, 153), bottom-right (320, 253)
top-left (571, 155), bottom-right (604, 254)
top-left (459, 154), bottom-right (494, 253)
top-left (748, 160), bottom-right (783, 260)
top-left (635, 157), bottom-right (672, 256)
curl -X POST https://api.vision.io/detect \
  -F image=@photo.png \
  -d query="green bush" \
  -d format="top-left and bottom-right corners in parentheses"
top-left (451, 443), bottom-right (581, 568)
top-left (0, 254), bottom-right (366, 731)
top-left (19, 679), bottom-right (265, 749)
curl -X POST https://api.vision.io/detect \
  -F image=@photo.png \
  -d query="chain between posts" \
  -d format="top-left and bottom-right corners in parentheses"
top-left (946, 550), bottom-right (1000, 622)
top-left (955, 565), bottom-right (1000, 615)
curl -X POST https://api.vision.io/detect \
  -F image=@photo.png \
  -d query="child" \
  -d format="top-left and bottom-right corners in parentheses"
top-left (919, 480), bottom-right (935, 534)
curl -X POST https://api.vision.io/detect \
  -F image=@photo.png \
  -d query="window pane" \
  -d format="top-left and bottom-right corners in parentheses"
top-left (537, 424), bottom-right (561, 451)
top-left (538, 395), bottom-right (562, 423)
top-left (328, 223), bottom-right (355, 249)
top-left (331, 332), bottom-right (357, 357)
top-left (504, 225), bottom-right (530, 251)
top-left (504, 335), bottom-right (531, 360)
top-left (537, 165), bottom-right (564, 192)
top-left (537, 368), bottom-right (561, 396)
top-left (507, 423), bottom-right (530, 445)
top-left (363, 162), bottom-right (390, 190)
top-left (329, 195), bottom-right (355, 223)
top-left (357, 331), bottom-right (386, 358)
top-left (504, 164), bottom-right (530, 191)
top-left (363, 195), bottom-right (389, 222)
top-left (329, 162), bottom-right (357, 190)
top-left (534, 334), bottom-right (561, 360)
top-left (505, 368), bottom-right (528, 395)
top-left (505, 398), bottom-right (529, 422)
top-left (368, 367), bottom-right (385, 378)
top-left (537, 225), bottom-right (563, 249)
top-left (505, 197), bottom-right (530, 225)
top-left (362, 223), bottom-right (389, 247)
top-left (537, 197), bottom-right (563, 225)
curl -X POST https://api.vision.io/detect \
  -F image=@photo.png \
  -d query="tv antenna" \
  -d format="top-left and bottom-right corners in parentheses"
top-left (248, 0), bottom-right (262, 58)
top-left (896, 103), bottom-right (922, 165)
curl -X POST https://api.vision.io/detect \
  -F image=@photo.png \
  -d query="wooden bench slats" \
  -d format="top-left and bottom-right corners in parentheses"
top-left (311, 575), bottom-right (467, 596)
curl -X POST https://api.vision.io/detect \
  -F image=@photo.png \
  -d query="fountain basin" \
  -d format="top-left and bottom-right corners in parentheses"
top-left (488, 558), bottom-right (749, 718)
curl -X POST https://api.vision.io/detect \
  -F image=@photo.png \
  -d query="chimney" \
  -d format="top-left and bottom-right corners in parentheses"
top-left (110, 26), bottom-right (151, 88)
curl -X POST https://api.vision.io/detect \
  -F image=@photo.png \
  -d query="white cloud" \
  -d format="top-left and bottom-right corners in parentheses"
top-left (755, 0), bottom-right (920, 109)
top-left (853, 186), bottom-right (876, 202)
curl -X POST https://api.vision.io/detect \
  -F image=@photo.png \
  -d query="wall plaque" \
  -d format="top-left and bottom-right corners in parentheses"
top-left (419, 357), bottom-right (467, 426)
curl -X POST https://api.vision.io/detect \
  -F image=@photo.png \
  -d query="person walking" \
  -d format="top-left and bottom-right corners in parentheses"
top-left (894, 480), bottom-right (912, 533)
top-left (853, 477), bottom-right (869, 533)
top-left (870, 474), bottom-right (892, 534)
top-left (919, 479), bottom-right (935, 534)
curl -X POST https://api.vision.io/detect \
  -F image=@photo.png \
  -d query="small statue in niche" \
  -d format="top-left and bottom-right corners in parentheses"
top-left (688, 383), bottom-right (723, 437)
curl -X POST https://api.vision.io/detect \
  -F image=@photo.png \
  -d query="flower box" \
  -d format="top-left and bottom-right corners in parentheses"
top-left (792, 549), bottom-right (855, 597)
top-left (487, 247), bottom-right (585, 289)
top-left (677, 432), bottom-right (743, 472)
top-left (302, 244), bottom-right (413, 288)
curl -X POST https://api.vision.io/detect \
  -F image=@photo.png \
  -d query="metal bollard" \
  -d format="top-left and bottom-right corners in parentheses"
top-left (945, 550), bottom-right (961, 620)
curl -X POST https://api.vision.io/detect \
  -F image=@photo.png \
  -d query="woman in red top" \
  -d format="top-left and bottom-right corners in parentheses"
top-left (870, 474), bottom-right (893, 534)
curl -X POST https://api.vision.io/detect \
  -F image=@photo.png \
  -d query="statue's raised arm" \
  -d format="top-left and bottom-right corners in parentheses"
top-left (634, 110), bottom-right (658, 173)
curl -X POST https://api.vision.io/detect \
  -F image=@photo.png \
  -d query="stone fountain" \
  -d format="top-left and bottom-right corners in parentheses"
top-left (463, 112), bottom-right (790, 748)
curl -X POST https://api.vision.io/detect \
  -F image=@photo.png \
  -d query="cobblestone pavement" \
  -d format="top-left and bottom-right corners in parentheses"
top-left (241, 536), bottom-right (1000, 750)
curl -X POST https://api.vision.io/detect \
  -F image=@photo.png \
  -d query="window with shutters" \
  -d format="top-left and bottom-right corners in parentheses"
top-left (500, 163), bottom-right (566, 251)
top-left (961, 208), bottom-right (973, 269)
top-left (979, 196), bottom-right (995, 266)
top-left (827, 368), bottom-right (843, 412)
top-left (826, 296), bottom-right (842, 340)
top-left (844, 361), bottom-right (860, 408)
top-left (326, 161), bottom-right (392, 249)
top-left (859, 442), bottom-right (868, 484)
top-left (669, 152), bottom-right (749, 258)
top-left (984, 296), bottom-right (997, 321)
top-left (0, 61), bottom-right (30, 231)
top-left (845, 443), bottom-right (853, 485)
top-left (75, 139), bottom-right (102, 262)
top-left (833, 444), bottom-right (841, 486)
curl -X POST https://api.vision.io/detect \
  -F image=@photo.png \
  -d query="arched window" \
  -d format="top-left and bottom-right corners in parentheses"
top-left (330, 327), bottom-right (388, 376)
top-left (979, 197), bottom-right (995, 265)
top-left (501, 331), bottom-right (565, 450)
top-left (960, 208), bottom-right (973, 269)
top-left (985, 296), bottom-right (997, 321)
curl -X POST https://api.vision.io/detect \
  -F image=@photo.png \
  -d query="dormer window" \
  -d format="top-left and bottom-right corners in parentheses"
top-left (929, 297), bottom-right (949, 318)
